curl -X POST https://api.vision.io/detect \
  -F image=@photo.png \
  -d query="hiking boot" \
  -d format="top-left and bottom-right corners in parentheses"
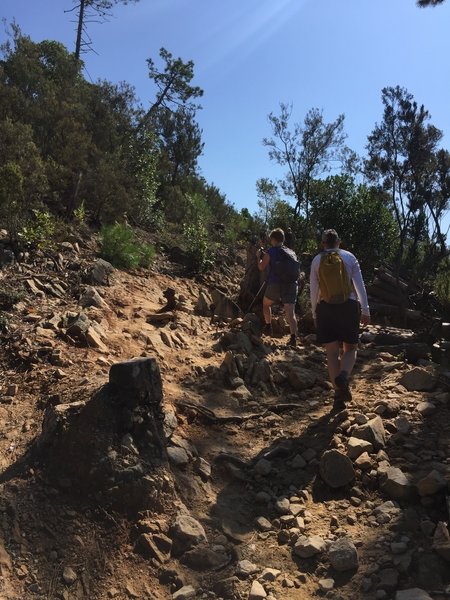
top-left (334, 370), bottom-right (352, 403)
top-left (332, 390), bottom-right (346, 411)
top-left (288, 334), bottom-right (297, 347)
top-left (262, 323), bottom-right (273, 336)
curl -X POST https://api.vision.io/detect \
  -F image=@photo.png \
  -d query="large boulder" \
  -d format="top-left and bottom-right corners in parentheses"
top-left (398, 368), bottom-right (437, 392)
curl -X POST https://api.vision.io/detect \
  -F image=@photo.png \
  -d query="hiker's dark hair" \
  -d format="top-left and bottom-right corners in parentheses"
top-left (269, 228), bottom-right (285, 244)
top-left (322, 229), bottom-right (340, 247)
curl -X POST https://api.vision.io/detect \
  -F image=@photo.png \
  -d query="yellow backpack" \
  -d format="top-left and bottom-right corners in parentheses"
top-left (318, 251), bottom-right (352, 304)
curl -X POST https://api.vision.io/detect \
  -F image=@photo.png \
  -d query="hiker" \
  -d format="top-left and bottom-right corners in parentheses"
top-left (310, 229), bottom-right (370, 409)
top-left (256, 228), bottom-right (300, 347)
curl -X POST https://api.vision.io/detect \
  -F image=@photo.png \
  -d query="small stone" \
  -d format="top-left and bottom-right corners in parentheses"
top-left (254, 459), bottom-right (272, 476)
top-left (380, 467), bottom-right (415, 500)
top-left (291, 454), bottom-right (307, 469)
top-left (318, 578), bottom-right (335, 592)
top-left (255, 516), bottom-right (272, 532)
top-left (328, 537), bottom-right (358, 571)
top-left (167, 446), bottom-right (189, 467)
top-left (416, 470), bottom-right (447, 496)
top-left (249, 580), bottom-right (267, 600)
top-left (260, 568), bottom-right (281, 581)
top-left (320, 450), bottom-right (355, 488)
top-left (275, 498), bottom-right (290, 514)
top-left (293, 535), bottom-right (326, 558)
top-left (172, 585), bottom-right (196, 600)
top-left (417, 402), bottom-right (436, 416)
top-left (62, 567), bottom-right (77, 585)
top-left (347, 437), bottom-right (374, 459)
top-left (237, 560), bottom-right (259, 578)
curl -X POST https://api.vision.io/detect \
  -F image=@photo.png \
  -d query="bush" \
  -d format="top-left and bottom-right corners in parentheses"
top-left (0, 282), bottom-right (26, 310)
top-left (182, 220), bottom-right (215, 273)
top-left (21, 209), bottom-right (57, 250)
top-left (100, 223), bottom-right (155, 269)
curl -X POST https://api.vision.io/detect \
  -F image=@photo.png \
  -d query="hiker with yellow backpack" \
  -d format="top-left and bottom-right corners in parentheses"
top-left (310, 229), bottom-right (370, 409)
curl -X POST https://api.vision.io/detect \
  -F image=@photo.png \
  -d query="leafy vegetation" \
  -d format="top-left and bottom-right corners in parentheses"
top-left (100, 223), bottom-right (155, 269)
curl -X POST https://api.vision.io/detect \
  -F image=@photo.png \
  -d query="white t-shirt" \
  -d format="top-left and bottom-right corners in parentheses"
top-left (310, 248), bottom-right (370, 317)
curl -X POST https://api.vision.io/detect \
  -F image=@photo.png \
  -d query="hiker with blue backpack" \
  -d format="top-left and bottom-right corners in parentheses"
top-left (310, 229), bottom-right (370, 409)
top-left (256, 228), bottom-right (301, 347)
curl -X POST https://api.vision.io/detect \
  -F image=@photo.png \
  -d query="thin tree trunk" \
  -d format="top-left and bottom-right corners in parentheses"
top-left (75, 0), bottom-right (86, 60)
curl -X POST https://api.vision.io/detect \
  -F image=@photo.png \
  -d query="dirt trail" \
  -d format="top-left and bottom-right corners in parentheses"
top-left (0, 248), bottom-right (449, 600)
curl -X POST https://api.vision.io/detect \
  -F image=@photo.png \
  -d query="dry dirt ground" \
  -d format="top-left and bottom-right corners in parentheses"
top-left (0, 243), bottom-right (449, 600)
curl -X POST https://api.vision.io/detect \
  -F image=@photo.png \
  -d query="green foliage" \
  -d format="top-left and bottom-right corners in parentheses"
top-left (100, 223), bottom-right (155, 269)
top-left (0, 282), bottom-right (26, 310)
top-left (433, 258), bottom-right (450, 313)
top-left (73, 201), bottom-right (86, 224)
top-left (182, 220), bottom-right (214, 273)
top-left (21, 209), bottom-right (58, 250)
top-left (309, 175), bottom-right (398, 274)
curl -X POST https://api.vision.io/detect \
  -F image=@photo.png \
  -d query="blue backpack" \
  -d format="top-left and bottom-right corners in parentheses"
top-left (272, 246), bottom-right (301, 284)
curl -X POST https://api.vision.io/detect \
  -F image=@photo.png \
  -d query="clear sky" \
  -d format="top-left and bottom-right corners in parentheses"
top-left (2, 0), bottom-right (450, 230)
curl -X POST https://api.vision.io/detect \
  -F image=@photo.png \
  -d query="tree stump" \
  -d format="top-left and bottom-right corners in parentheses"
top-left (36, 357), bottom-right (175, 515)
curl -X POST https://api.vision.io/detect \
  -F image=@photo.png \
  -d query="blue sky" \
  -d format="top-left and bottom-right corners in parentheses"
top-left (2, 0), bottom-right (450, 231)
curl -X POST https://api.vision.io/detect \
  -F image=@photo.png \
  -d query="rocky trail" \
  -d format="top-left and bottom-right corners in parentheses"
top-left (0, 240), bottom-right (449, 600)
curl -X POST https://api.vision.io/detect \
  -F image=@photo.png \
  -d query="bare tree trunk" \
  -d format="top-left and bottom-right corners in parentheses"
top-left (75, 0), bottom-right (86, 60)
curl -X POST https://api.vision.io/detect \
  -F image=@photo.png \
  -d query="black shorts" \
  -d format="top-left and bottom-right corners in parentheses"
top-left (316, 299), bottom-right (360, 345)
top-left (264, 282), bottom-right (298, 305)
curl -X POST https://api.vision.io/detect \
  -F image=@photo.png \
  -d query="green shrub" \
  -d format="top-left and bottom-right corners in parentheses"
top-left (434, 258), bottom-right (450, 317)
top-left (0, 282), bottom-right (26, 310)
top-left (100, 223), bottom-right (155, 269)
top-left (182, 220), bottom-right (214, 273)
top-left (21, 209), bottom-right (57, 250)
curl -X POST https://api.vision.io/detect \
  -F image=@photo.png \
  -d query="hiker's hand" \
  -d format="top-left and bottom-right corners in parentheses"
top-left (361, 314), bottom-right (370, 326)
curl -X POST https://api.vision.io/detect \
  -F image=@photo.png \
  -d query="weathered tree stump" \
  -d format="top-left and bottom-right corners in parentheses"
top-left (36, 357), bottom-right (174, 515)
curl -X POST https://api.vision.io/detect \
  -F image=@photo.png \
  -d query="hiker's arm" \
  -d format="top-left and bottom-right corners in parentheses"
top-left (351, 259), bottom-right (370, 323)
top-left (257, 250), bottom-right (270, 272)
top-left (309, 256), bottom-right (320, 320)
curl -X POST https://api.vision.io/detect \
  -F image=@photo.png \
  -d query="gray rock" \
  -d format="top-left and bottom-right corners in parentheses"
top-left (288, 367), bottom-right (317, 390)
top-left (254, 458), bottom-right (272, 476)
top-left (90, 258), bottom-right (114, 285)
top-left (328, 537), bottom-right (358, 571)
top-left (293, 535), bottom-right (326, 558)
top-left (255, 516), bottom-right (272, 532)
top-left (260, 568), bottom-right (280, 581)
top-left (416, 470), bottom-right (447, 496)
top-left (398, 368), bottom-right (436, 392)
top-left (352, 416), bottom-right (386, 450)
top-left (170, 515), bottom-right (207, 554)
top-left (237, 559), bottom-right (259, 577)
top-left (172, 585), bottom-right (196, 600)
top-left (347, 437), bottom-right (373, 459)
top-left (291, 454), bottom-right (307, 469)
top-left (395, 416), bottom-right (411, 434)
top-left (167, 446), bottom-right (189, 467)
top-left (249, 580), bottom-right (267, 599)
top-left (182, 545), bottom-right (229, 570)
top-left (275, 498), bottom-right (290, 515)
top-left (318, 578), bottom-right (335, 591)
top-left (395, 589), bottom-right (433, 600)
top-left (378, 567), bottom-right (399, 591)
top-left (380, 467), bottom-right (415, 500)
top-left (320, 450), bottom-right (355, 488)
top-left (134, 533), bottom-right (169, 563)
top-left (79, 286), bottom-right (108, 309)
top-left (416, 402), bottom-right (436, 416)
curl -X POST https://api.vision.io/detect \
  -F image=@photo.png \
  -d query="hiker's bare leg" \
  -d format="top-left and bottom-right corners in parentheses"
top-left (340, 342), bottom-right (358, 376)
top-left (325, 341), bottom-right (340, 388)
top-left (263, 296), bottom-right (274, 324)
top-left (283, 303), bottom-right (297, 335)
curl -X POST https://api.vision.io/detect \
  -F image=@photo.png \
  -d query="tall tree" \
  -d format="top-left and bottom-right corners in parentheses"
top-left (365, 85), bottom-right (449, 265)
top-left (255, 178), bottom-right (280, 227)
top-left (263, 104), bottom-right (352, 222)
top-left (67, 0), bottom-right (140, 60)
top-left (144, 48), bottom-right (203, 122)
